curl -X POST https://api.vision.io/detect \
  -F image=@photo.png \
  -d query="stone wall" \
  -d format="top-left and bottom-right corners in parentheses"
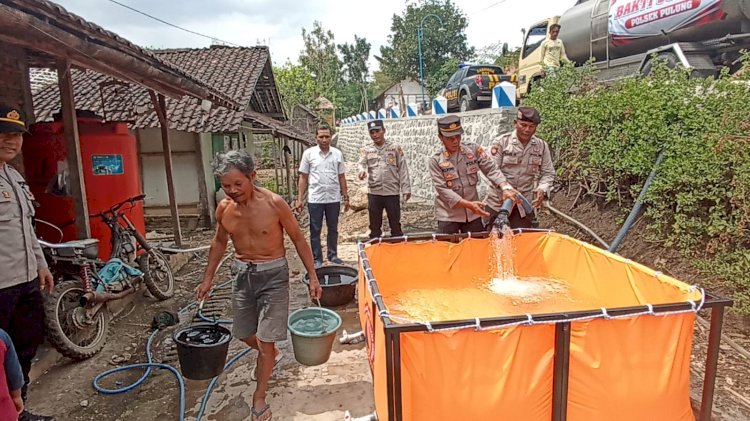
top-left (336, 107), bottom-right (517, 200)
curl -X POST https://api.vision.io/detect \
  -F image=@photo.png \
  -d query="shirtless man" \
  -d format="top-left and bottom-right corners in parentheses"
top-left (196, 150), bottom-right (322, 421)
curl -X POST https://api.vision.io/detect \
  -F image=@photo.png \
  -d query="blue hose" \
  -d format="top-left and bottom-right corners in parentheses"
top-left (93, 331), bottom-right (187, 420)
top-left (92, 277), bottom-right (242, 421)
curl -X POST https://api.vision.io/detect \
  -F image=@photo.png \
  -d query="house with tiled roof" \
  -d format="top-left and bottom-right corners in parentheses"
top-left (33, 45), bottom-right (313, 226)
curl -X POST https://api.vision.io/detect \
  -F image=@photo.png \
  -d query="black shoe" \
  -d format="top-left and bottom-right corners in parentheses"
top-left (329, 257), bottom-right (344, 265)
top-left (19, 410), bottom-right (55, 421)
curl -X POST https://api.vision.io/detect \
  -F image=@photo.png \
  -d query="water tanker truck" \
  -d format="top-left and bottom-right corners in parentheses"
top-left (517, 0), bottom-right (750, 96)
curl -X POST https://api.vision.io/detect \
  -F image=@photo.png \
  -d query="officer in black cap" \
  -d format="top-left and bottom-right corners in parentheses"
top-left (0, 104), bottom-right (56, 421)
top-left (485, 106), bottom-right (556, 230)
top-left (428, 115), bottom-right (516, 234)
top-left (357, 120), bottom-right (411, 238)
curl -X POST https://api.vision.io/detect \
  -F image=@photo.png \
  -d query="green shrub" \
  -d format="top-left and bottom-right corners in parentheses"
top-left (525, 57), bottom-right (750, 313)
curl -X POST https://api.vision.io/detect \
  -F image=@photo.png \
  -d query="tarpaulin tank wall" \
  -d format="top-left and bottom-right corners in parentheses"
top-left (357, 231), bottom-right (732, 421)
top-left (23, 118), bottom-right (145, 260)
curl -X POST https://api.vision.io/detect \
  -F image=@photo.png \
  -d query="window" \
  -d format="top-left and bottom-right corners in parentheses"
top-left (523, 24), bottom-right (548, 58)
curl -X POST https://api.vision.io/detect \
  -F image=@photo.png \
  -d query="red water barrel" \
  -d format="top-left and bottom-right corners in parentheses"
top-left (23, 117), bottom-right (145, 260)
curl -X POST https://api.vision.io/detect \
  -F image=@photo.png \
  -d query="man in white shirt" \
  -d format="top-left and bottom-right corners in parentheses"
top-left (295, 126), bottom-right (350, 268)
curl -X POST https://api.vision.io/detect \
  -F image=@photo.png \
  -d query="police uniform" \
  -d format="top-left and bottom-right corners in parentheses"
top-left (429, 115), bottom-right (510, 234)
top-left (485, 107), bottom-right (555, 229)
top-left (0, 105), bottom-right (52, 420)
top-left (357, 120), bottom-right (411, 238)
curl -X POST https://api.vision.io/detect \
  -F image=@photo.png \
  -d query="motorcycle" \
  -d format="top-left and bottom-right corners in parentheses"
top-left (37, 194), bottom-right (175, 360)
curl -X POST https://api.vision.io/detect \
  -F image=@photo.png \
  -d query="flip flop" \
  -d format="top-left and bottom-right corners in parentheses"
top-left (251, 350), bottom-right (283, 381)
top-left (251, 403), bottom-right (272, 421)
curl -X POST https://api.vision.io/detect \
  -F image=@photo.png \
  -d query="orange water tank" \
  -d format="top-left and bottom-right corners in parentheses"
top-left (23, 117), bottom-right (146, 260)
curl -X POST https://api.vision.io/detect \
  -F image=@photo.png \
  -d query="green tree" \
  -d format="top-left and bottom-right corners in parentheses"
top-left (371, 70), bottom-right (395, 100)
top-left (274, 62), bottom-right (317, 117)
top-left (299, 21), bottom-right (341, 102)
top-left (477, 41), bottom-right (521, 72)
top-left (426, 57), bottom-right (460, 96)
top-left (338, 35), bottom-right (372, 115)
top-left (379, 0), bottom-right (474, 96)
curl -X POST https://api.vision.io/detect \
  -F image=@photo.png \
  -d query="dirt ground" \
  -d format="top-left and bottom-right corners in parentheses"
top-left (24, 171), bottom-right (750, 420)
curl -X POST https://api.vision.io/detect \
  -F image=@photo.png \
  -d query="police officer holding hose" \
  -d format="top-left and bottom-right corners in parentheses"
top-left (428, 115), bottom-right (517, 234)
top-left (484, 107), bottom-right (555, 230)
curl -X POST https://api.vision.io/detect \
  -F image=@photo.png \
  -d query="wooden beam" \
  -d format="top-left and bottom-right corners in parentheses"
top-left (283, 137), bottom-right (293, 201)
top-left (148, 90), bottom-right (183, 247)
top-left (57, 60), bottom-right (90, 239)
top-left (193, 133), bottom-right (211, 229)
top-left (0, 3), bottom-right (238, 108)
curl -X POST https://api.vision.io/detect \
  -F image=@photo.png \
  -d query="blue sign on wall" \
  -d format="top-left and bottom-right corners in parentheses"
top-left (92, 154), bottom-right (124, 176)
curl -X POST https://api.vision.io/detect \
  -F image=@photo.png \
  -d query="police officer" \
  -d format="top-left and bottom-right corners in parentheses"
top-left (0, 104), bottom-right (55, 421)
top-left (485, 107), bottom-right (555, 229)
top-left (357, 120), bottom-right (411, 238)
top-left (428, 115), bottom-right (516, 234)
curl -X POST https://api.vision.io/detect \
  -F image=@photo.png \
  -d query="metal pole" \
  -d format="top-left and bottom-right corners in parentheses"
top-left (418, 26), bottom-right (425, 112)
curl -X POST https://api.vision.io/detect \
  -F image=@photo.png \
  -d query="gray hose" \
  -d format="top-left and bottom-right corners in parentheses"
top-left (608, 149), bottom-right (666, 253)
top-left (545, 202), bottom-right (610, 249)
top-left (157, 245), bottom-right (212, 254)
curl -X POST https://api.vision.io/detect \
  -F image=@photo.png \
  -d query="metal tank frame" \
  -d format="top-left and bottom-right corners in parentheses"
top-left (357, 230), bottom-right (733, 421)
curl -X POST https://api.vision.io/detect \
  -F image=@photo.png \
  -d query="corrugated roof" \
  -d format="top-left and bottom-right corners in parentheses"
top-left (3, 0), bottom-right (238, 108)
top-left (32, 46), bottom-right (276, 133)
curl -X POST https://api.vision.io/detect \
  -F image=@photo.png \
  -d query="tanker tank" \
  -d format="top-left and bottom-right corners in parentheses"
top-left (559, 0), bottom-right (750, 63)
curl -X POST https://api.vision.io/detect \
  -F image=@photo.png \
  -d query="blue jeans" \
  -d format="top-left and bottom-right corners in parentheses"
top-left (308, 202), bottom-right (340, 263)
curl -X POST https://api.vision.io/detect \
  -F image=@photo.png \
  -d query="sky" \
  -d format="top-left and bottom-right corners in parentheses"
top-left (52, 0), bottom-right (572, 71)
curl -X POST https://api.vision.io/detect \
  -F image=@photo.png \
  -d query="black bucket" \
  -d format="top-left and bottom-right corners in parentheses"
top-left (302, 265), bottom-right (358, 307)
top-left (173, 323), bottom-right (231, 380)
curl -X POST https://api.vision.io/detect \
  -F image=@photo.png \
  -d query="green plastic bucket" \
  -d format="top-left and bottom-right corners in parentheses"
top-left (288, 307), bottom-right (342, 366)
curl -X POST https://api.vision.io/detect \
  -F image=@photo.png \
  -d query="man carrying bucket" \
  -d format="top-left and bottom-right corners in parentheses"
top-left (484, 107), bottom-right (556, 229)
top-left (357, 119), bottom-right (412, 239)
top-left (196, 150), bottom-right (322, 421)
top-left (428, 115), bottom-right (517, 234)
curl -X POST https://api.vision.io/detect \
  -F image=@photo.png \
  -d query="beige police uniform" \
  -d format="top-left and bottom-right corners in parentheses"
top-left (357, 141), bottom-right (411, 196)
top-left (428, 143), bottom-right (508, 224)
top-left (485, 130), bottom-right (555, 213)
top-left (0, 164), bottom-right (47, 290)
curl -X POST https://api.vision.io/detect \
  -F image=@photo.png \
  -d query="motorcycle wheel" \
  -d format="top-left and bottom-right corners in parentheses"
top-left (44, 280), bottom-right (109, 361)
top-left (142, 249), bottom-right (175, 300)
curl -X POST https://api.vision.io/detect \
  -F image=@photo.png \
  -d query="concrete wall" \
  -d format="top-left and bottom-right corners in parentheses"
top-left (336, 107), bottom-right (517, 200)
top-left (137, 128), bottom-right (202, 210)
top-left (2, 46), bottom-right (33, 175)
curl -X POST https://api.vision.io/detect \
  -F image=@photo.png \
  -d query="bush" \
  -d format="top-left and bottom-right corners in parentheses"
top-left (525, 57), bottom-right (750, 313)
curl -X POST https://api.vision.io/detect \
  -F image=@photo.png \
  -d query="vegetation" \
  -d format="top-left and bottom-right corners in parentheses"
top-left (378, 0), bottom-right (473, 97)
top-left (525, 58), bottom-right (750, 313)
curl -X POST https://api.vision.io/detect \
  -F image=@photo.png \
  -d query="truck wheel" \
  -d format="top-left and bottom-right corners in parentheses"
top-left (459, 95), bottom-right (474, 112)
top-left (641, 52), bottom-right (679, 76)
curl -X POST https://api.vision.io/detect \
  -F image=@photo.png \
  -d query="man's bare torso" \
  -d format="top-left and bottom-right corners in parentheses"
top-left (218, 187), bottom-right (286, 262)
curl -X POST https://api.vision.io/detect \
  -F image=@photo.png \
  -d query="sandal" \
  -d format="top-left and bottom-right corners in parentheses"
top-left (251, 403), bottom-right (272, 421)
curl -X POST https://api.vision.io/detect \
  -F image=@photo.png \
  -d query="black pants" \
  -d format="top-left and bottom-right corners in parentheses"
top-left (437, 218), bottom-right (485, 234)
top-left (484, 206), bottom-right (534, 230)
top-left (308, 202), bottom-right (340, 263)
top-left (0, 280), bottom-right (45, 401)
top-left (368, 194), bottom-right (403, 238)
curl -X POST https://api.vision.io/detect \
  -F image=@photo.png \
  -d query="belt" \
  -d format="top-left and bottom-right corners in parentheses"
top-left (232, 257), bottom-right (287, 273)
